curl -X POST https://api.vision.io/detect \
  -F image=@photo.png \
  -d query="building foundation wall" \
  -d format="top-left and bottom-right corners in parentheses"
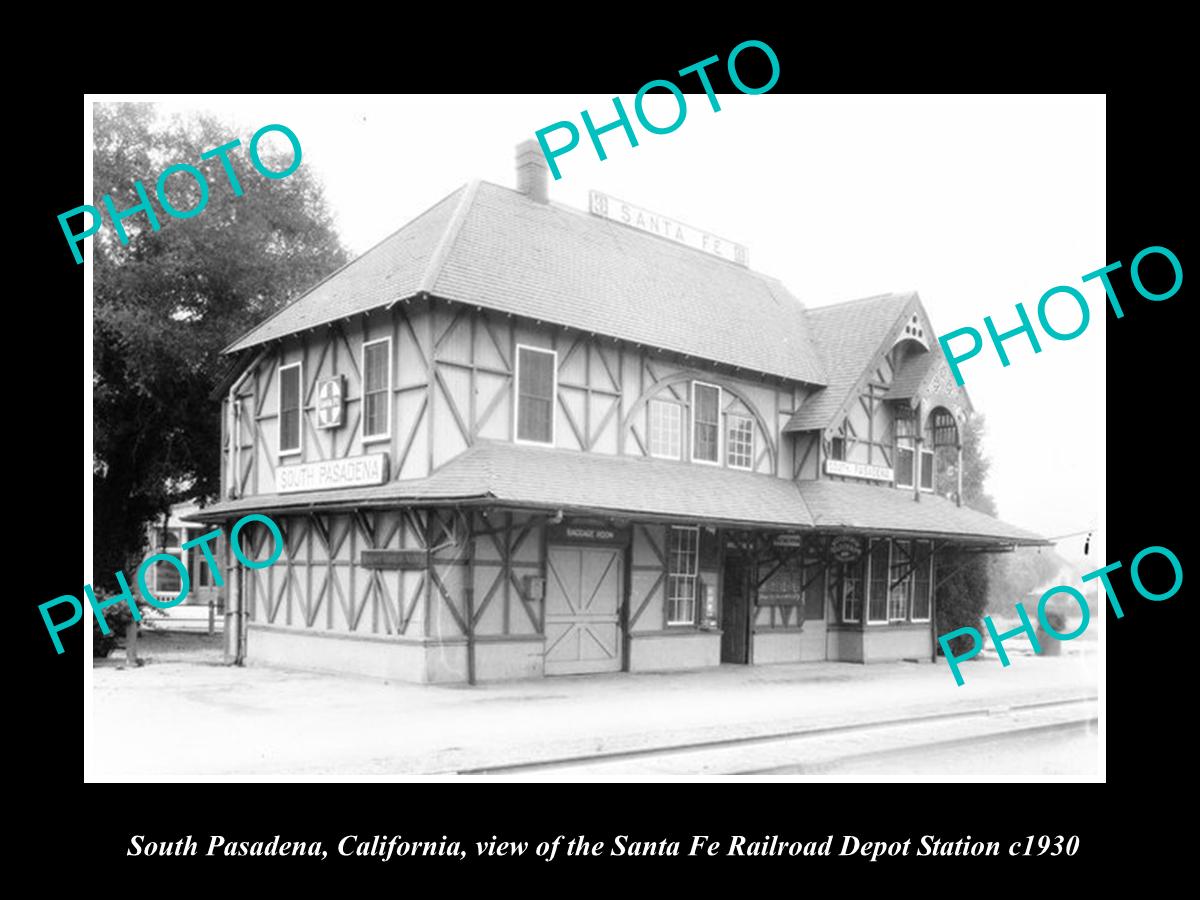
top-left (474, 638), bottom-right (546, 681)
top-left (248, 625), bottom-right (468, 684)
top-left (629, 632), bottom-right (721, 672)
top-left (753, 629), bottom-right (803, 664)
top-left (862, 625), bottom-right (933, 662)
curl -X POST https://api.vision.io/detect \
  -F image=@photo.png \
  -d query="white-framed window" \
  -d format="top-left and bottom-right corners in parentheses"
top-left (727, 413), bottom-right (754, 470)
top-left (278, 361), bottom-right (302, 456)
top-left (896, 439), bottom-right (915, 489)
top-left (911, 541), bottom-right (933, 622)
top-left (867, 539), bottom-right (890, 624)
top-left (839, 559), bottom-right (863, 623)
top-left (889, 539), bottom-right (911, 621)
top-left (514, 344), bottom-right (557, 445)
top-left (150, 527), bottom-right (184, 596)
top-left (691, 381), bottom-right (721, 465)
top-left (186, 531), bottom-right (214, 588)
top-left (649, 398), bottom-right (682, 459)
top-left (830, 435), bottom-right (846, 461)
top-left (151, 556), bottom-right (183, 596)
top-left (920, 416), bottom-right (940, 493)
top-left (361, 337), bottom-right (392, 442)
top-left (667, 525), bottom-right (700, 625)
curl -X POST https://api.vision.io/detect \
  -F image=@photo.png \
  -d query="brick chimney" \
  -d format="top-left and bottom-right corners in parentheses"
top-left (515, 139), bottom-right (549, 203)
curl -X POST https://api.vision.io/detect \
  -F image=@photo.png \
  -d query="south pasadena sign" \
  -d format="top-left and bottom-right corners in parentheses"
top-left (588, 190), bottom-right (748, 267)
top-left (277, 453), bottom-right (388, 493)
top-left (825, 459), bottom-right (895, 482)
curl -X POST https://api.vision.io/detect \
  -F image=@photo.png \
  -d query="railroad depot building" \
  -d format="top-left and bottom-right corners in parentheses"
top-left (195, 143), bottom-right (1044, 683)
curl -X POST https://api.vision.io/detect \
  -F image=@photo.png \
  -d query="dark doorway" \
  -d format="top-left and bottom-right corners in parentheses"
top-left (721, 553), bottom-right (751, 663)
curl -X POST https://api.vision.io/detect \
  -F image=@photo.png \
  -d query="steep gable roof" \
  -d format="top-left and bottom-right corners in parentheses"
top-left (784, 292), bottom-right (916, 432)
top-left (226, 181), bottom-right (829, 386)
top-left (884, 344), bottom-right (975, 415)
top-left (225, 186), bottom-right (468, 352)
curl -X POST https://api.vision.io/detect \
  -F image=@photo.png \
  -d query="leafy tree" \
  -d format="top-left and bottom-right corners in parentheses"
top-left (93, 103), bottom-right (348, 590)
top-left (933, 412), bottom-right (995, 654)
top-left (986, 546), bottom-right (1065, 616)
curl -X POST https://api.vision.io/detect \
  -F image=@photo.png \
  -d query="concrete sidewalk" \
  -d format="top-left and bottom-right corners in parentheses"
top-left (88, 634), bottom-right (1098, 778)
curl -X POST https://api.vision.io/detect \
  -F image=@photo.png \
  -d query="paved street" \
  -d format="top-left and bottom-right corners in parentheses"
top-left (88, 631), bottom-right (1099, 779)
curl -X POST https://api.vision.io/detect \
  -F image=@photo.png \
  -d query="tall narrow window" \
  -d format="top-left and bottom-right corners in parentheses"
top-left (515, 345), bottom-right (556, 445)
top-left (830, 436), bottom-right (845, 461)
top-left (667, 526), bottom-right (700, 625)
top-left (896, 438), bottom-right (914, 488)
top-left (840, 558), bottom-right (863, 623)
top-left (649, 398), bottom-right (681, 459)
top-left (802, 561), bottom-right (825, 622)
top-left (889, 540), bottom-right (911, 621)
top-left (895, 405), bottom-right (915, 489)
top-left (362, 337), bottom-right (392, 441)
top-left (691, 382), bottom-right (720, 464)
top-left (867, 539), bottom-right (890, 623)
top-left (188, 541), bottom-right (213, 587)
top-left (920, 447), bottom-right (935, 491)
top-left (911, 541), bottom-right (933, 621)
top-left (727, 413), bottom-right (753, 470)
top-left (279, 362), bottom-right (302, 456)
top-left (920, 418), bottom-right (935, 491)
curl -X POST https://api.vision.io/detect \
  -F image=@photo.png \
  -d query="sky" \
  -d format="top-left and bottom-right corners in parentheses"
top-left (136, 93), bottom-right (1105, 560)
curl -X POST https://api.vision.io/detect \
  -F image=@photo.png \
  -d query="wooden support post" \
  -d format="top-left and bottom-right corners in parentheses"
top-left (464, 511), bottom-right (476, 686)
top-left (913, 405), bottom-right (923, 503)
top-left (930, 547), bottom-right (939, 662)
top-left (913, 434), bottom-right (923, 503)
top-left (956, 443), bottom-right (964, 507)
top-left (226, 519), bottom-right (243, 664)
top-left (423, 511), bottom-right (434, 639)
top-left (125, 618), bottom-right (141, 667)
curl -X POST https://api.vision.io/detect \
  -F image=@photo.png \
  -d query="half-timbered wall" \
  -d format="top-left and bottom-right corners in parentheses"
top-left (815, 305), bottom-right (946, 490)
top-left (825, 354), bottom-right (898, 475)
top-left (628, 523), bottom-right (720, 636)
top-left (243, 511), bottom-right (430, 638)
top-left (223, 298), bottom-right (813, 499)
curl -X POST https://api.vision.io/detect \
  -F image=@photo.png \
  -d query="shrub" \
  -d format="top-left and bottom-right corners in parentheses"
top-left (1041, 606), bottom-right (1068, 632)
top-left (935, 550), bottom-right (989, 656)
top-left (90, 592), bottom-right (157, 658)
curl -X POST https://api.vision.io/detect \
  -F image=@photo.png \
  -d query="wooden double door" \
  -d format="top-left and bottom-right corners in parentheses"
top-left (544, 545), bottom-right (624, 676)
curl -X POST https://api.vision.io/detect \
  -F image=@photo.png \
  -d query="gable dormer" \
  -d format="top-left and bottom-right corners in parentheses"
top-left (786, 292), bottom-right (972, 500)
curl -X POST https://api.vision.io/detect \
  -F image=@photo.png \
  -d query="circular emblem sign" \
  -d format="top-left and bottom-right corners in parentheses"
top-left (316, 376), bottom-right (344, 429)
top-left (830, 535), bottom-right (863, 562)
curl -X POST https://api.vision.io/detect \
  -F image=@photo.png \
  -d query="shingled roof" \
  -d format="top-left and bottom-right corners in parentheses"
top-left (191, 441), bottom-right (816, 529)
top-left (796, 480), bottom-right (1045, 545)
top-left (784, 292), bottom-right (915, 432)
top-left (192, 442), bottom-right (1044, 545)
top-left (884, 347), bottom-right (936, 400)
top-left (225, 181), bottom-right (829, 386)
